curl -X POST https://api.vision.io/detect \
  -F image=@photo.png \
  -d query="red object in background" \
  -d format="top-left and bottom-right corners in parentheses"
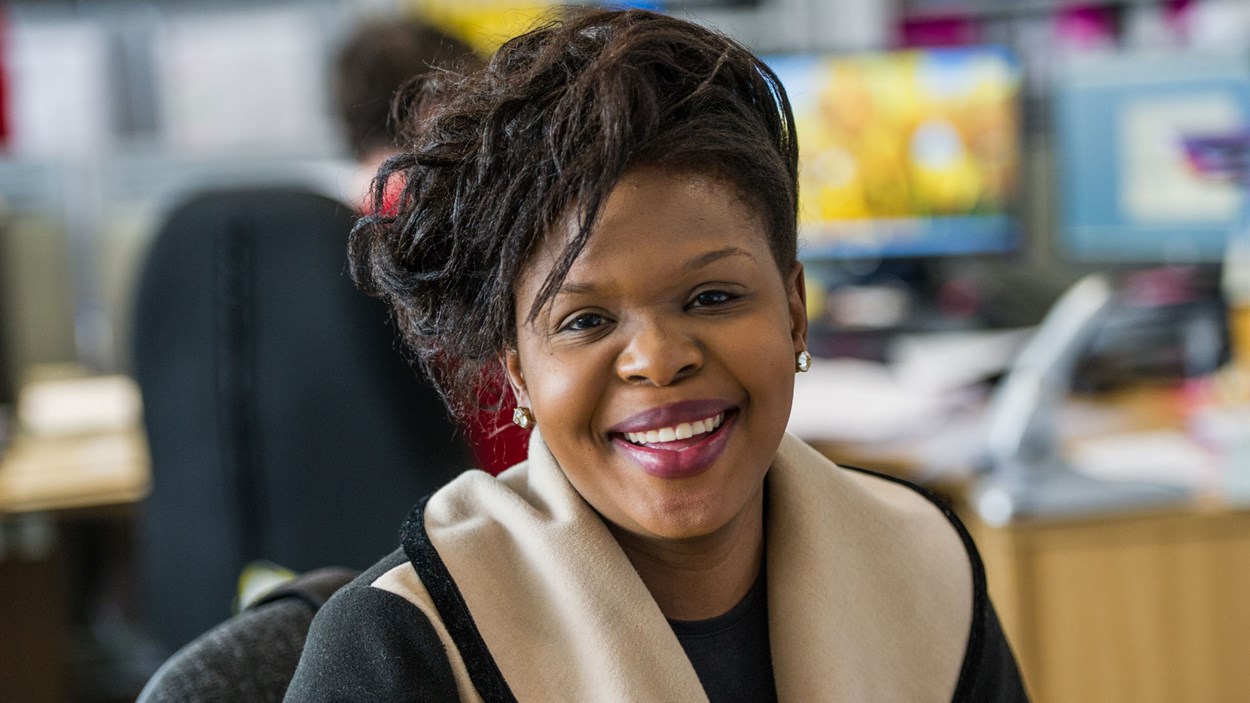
top-left (462, 371), bottom-right (529, 476)
top-left (464, 395), bottom-right (530, 476)
top-left (1054, 5), bottom-right (1118, 50)
top-left (0, 8), bottom-right (10, 146)
top-left (936, 277), bottom-right (982, 320)
top-left (898, 14), bottom-right (980, 48)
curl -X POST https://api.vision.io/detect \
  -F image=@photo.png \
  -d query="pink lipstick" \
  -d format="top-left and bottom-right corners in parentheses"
top-left (609, 401), bottom-right (737, 479)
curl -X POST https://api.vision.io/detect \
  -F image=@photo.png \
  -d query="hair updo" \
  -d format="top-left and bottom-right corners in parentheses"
top-left (349, 8), bottom-right (799, 421)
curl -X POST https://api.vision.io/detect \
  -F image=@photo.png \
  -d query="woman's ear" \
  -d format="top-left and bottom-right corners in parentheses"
top-left (502, 348), bottom-right (531, 408)
top-left (788, 261), bottom-right (810, 353)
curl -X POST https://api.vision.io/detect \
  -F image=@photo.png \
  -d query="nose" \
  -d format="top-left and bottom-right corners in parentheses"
top-left (615, 317), bottom-right (703, 386)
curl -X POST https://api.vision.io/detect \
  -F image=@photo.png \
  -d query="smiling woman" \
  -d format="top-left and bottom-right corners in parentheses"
top-left (285, 8), bottom-right (1028, 703)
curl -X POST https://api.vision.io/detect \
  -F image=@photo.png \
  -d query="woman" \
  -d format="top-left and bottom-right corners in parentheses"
top-left (287, 8), bottom-right (1027, 702)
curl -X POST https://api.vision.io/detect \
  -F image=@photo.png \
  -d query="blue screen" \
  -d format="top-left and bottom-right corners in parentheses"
top-left (1054, 50), bottom-right (1250, 264)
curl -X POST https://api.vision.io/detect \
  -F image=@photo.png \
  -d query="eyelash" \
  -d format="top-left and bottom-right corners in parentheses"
top-left (689, 289), bottom-right (738, 309)
top-left (560, 312), bottom-right (609, 333)
top-left (556, 289), bottom-right (739, 334)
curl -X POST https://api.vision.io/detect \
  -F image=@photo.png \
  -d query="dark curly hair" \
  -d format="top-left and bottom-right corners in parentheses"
top-left (334, 16), bottom-right (480, 159)
top-left (349, 8), bottom-right (799, 420)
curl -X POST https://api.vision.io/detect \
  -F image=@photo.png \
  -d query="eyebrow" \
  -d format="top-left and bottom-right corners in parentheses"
top-left (555, 246), bottom-right (756, 297)
top-left (684, 246), bottom-right (755, 271)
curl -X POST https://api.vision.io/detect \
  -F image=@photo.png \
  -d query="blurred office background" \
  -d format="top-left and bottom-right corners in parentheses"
top-left (2, 0), bottom-right (1250, 701)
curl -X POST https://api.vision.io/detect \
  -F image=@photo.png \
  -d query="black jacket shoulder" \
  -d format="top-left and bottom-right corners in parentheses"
top-left (284, 549), bottom-right (458, 702)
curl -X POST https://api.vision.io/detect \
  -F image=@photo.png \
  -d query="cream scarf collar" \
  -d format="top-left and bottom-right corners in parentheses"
top-left (374, 431), bottom-right (972, 702)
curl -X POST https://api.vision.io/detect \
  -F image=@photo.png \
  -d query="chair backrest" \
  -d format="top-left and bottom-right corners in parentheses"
top-left (132, 187), bottom-right (468, 652)
top-left (137, 567), bottom-right (359, 703)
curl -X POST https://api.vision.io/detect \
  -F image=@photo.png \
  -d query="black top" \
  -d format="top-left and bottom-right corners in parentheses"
top-left (669, 567), bottom-right (777, 703)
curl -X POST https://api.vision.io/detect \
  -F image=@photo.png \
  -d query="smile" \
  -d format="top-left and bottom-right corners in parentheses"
top-left (611, 407), bottom-right (736, 480)
top-left (624, 413), bottom-right (724, 446)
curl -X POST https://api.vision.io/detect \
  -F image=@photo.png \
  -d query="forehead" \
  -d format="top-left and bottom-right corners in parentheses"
top-left (602, 168), bottom-right (755, 227)
top-left (529, 168), bottom-right (770, 281)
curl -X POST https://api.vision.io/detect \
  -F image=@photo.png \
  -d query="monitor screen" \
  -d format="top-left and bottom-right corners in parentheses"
top-left (765, 46), bottom-right (1023, 260)
top-left (1053, 50), bottom-right (1250, 264)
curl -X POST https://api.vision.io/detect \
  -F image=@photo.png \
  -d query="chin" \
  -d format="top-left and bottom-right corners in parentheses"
top-left (630, 486), bottom-right (745, 542)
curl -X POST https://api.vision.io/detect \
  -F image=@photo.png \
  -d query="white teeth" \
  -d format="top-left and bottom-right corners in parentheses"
top-left (624, 413), bottom-right (724, 446)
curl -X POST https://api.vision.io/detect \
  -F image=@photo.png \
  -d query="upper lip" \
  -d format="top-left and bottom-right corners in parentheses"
top-left (607, 399), bottom-right (736, 435)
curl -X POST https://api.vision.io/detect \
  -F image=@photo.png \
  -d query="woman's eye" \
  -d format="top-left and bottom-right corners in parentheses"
top-left (562, 313), bottom-right (606, 332)
top-left (691, 290), bottom-right (734, 308)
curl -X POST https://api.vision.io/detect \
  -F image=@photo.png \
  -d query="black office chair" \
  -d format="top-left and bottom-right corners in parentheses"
top-left (136, 566), bottom-right (359, 703)
top-left (131, 187), bottom-right (468, 653)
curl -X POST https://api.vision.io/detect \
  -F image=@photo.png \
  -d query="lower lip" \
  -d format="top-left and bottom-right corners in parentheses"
top-left (611, 413), bottom-right (736, 479)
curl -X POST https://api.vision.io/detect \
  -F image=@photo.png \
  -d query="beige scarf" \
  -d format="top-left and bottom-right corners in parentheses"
top-left (373, 431), bottom-right (972, 701)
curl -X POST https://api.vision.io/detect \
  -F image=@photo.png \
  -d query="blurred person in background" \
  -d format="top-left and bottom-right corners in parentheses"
top-left (334, 14), bottom-right (529, 474)
top-left (335, 15), bottom-right (478, 211)
top-left (135, 13), bottom-right (492, 663)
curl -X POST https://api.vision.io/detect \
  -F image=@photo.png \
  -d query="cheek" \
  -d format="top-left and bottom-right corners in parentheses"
top-left (523, 346), bottom-right (610, 438)
top-left (719, 316), bottom-right (798, 419)
top-left (724, 315), bottom-right (796, 373)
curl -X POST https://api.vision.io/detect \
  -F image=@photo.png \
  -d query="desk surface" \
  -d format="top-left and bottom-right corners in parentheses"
top-left (803, 385), bottom-right (1196, 481)
top-left (960, 466), bottom-right (1250, 703)
top-left (0, 430), bottom-right (149, 514)
top-left (0, 429), bottom-right (150, 703)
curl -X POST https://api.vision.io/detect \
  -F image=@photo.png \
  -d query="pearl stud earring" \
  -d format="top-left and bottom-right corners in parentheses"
top-left (796, 350), bottom-right (813, 373)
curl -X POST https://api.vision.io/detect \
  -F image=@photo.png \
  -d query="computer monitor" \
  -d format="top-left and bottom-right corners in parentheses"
top-left (764, 46), bottom-right (1023, 260)
top-left (1053, 49), bottom-right (1250, 264)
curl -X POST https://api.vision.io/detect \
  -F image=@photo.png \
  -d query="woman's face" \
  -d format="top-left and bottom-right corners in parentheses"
top-left (505, 167), bottom-right (807, 542)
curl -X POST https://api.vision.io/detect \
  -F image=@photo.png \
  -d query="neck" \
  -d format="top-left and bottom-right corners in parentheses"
top-left (609, 484), bottom-right (766, 621)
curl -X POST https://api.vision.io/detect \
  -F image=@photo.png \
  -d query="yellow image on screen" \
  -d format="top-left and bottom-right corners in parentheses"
top-left (769, 48), bottom-right (1022, 256)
